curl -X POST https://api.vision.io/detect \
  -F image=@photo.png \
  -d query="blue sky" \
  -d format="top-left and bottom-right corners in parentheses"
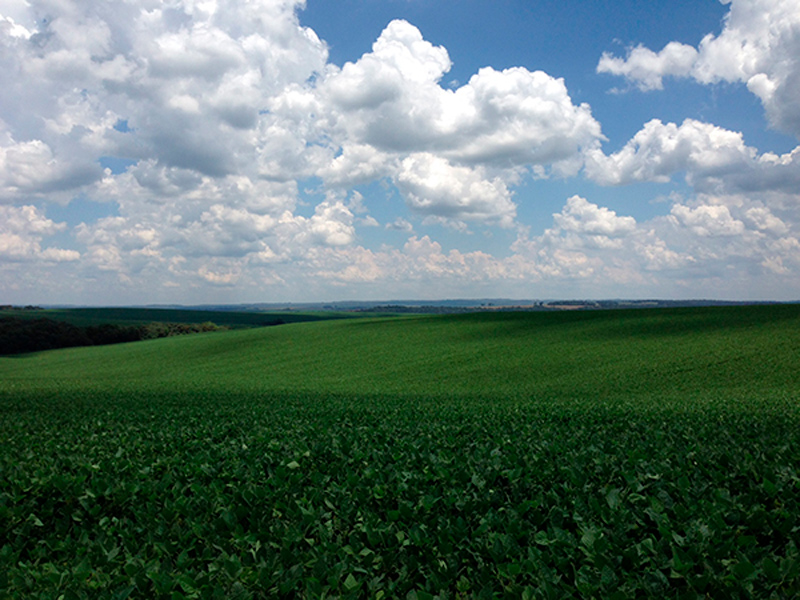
top-left (1, 0), bottom-right (800, 304)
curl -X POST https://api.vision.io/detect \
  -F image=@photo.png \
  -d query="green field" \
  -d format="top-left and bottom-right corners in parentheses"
top-left (1, 305), bottom-right (799, 598)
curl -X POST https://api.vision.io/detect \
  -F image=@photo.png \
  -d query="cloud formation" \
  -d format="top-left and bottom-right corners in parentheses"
top-left (310, 20), bottom-right (603, 220)
top-left (320, 22), bottom-right (601, 166)
top-left (597, 0), bottom-right (800, 137)
top-left (395, 154), bottom-right (516, 226)
top-left (0, 205), bottom-right (79, 262)
top-left (0, 0), bottom-right (799, 303)
top-left (585, 118), bottom-right (800, 195)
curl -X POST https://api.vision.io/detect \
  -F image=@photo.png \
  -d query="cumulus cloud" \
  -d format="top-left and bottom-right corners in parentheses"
top-left (79, 177), bottom-right (353, 268)
top-left (511, 192), bottom-right (800, 293)
top-left (597, 0), bottom-right (800, 138)
top-left (319, 21), bottom-right (602, 170)
top-left (292, 200), bottom-right (356, 247)
top-left (395, 153), bottom-right (516, 226)
top-left (554, 195), bottom-right (636, 237)
top-left (670, 204), bottom-right (746, 237)
top-left (597, 42), bottom-right (699, 92)
top-left (317, 236), bottom-right (516, 289)
top-left (1, 1), bottom-right (798, 302)
top-left (0, 3), bottom-right (606, 289)
top-left (0, 132), bottom-right (100, 200)
top-left (318, 144), bottom-right (395, 188)
top-left (386, 217), bottom-right (414, 233)
top-left (307, 19), bottom-right (603, 221)
top-left (585, 118), bottom-right (800, 195)
top-left (657, 193), bottom-right (800, 284)
top-left (511, 196), bottom-right (678, 282)
top-left (744, 205), bottom-right (789, 235)
top-left (0, 0), bottom-right (328, 189)
top-left (0, 205), bottom-right (78, 261)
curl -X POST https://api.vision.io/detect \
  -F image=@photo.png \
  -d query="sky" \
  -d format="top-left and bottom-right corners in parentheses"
top-left (1, 0), bottom-right (800, 305)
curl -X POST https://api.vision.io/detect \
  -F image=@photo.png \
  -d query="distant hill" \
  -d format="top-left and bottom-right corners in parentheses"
top-left (79, 298), bottom-right (789, 314)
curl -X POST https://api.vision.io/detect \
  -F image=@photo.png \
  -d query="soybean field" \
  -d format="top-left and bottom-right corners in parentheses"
top-left (1, 304), bottom-right (799, 598)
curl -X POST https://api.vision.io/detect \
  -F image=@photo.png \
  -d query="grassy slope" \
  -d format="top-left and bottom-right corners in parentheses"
top-left (2, 304), bottom-right (798, 409)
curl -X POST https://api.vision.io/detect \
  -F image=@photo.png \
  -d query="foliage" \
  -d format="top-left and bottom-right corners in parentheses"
top-left (1, 305), bottom-right (799, 597)
top-left (0, 317), bottom-right (95, 355)
top-left (0, 302), bottom-right (354, 354)
top-left (0, 317), bottom-right (225, 355)
top-left (0, 307), bottom-right (352, 329)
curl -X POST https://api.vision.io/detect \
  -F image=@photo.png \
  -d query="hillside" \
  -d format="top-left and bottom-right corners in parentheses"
top-left (1, 305), bottom-right (799, 598)
top-left (0, 306), bottom-right (356, 355)
top-left (2, 304), bottom-right (798, 408)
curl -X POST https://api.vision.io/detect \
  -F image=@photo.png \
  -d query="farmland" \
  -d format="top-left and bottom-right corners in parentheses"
top-left (0, 306), bottom-right (351, 355)
top-left (0, 306), bottom-right (350, 329)
top-left (1, 305), bottom-right (799, 598)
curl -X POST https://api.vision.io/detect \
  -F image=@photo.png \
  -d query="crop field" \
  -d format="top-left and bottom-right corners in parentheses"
top-left (1, 305), bottom-right (799, 598)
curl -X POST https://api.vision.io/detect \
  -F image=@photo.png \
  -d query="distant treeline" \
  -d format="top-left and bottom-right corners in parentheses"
top-left (356, 304), bottom-right (478, 314)
top-left (0, 317), bottom-right (225, 355)
top-left (355, 299), bottom-right (786, 314)
top-left (0, 304), bottom-right (43, 311)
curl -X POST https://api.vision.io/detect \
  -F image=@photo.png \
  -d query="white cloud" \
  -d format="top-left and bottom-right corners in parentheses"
top-left (0, 133), bottom-right (100, 199)
top-left (744, 205), bottom-right (789, 235)
top-left (386, 217), bottom-right (414, 233)
top-left (298, 200), bottom-right (356, 247)
top-left (553, 195), bottom-right (636, 236)
top-left (198, 263), bottom-right (241, 286)
top-left (509, 192), bottom-right (800, 295)
top-left (318, 21), bottom-right (602, 172)
top-left (1, 2), bottom-right (798, 302)
top-left (586, 119), bottom-right (753, 186)
top-left (40, 246), bottom-right (80, 261)
top-left (0, 14), bottom-right (32, 39)
top-left (597, 0), bottom-right (800, 137)
top-left (317, 144), bottom-right (395, 188)
top-left (585, 118), bottom-right (800, 195)
top-left (0, 0), bottom-right (328, 188)
top-left (396, 153), bottom-right (516, 226)
top-left (323, 19), bottom-right (451, 113)
top-left (79, 171), bottom-right (354, 269)
top-left (358, 215), bottom-right (380, 227)
top-left (0, 5), bottom-right (606, 300)
top-left (670, 204), bottom-right (746, 237)
top-left (598, 42), bottom-right (698, 91)
top-left (512, 196), bottom-right (670, 282)
top-left (0, 204), bottom-right (78, 261)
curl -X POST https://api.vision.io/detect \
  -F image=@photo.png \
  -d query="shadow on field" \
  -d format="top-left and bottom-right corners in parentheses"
top-left (447, 304), bottom-right (800, 344)
top-left (579, 304), bottom-right (800, 341)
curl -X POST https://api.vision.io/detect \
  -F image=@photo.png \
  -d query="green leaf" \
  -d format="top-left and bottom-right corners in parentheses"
top-left (605, 487), bottom-right (622, 510)
top-left (343, 573), bottom-right (359, 591)
top-left (732, 560), bottom-right (756, 581)
top-left (534, 531), bottom-right (549, 546)
top-left (177, 574), bottom-right (197, 593)
top-left (762, 557), bottom-right (780, 581)
top-left (26, 513), bottom-right (44, 527)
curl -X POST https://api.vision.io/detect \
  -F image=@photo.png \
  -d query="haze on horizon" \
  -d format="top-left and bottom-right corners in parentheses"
top-left (2, 0), bottom-right (800, 305)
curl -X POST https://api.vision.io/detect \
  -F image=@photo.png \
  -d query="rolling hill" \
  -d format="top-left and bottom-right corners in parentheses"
top-left (1, 305), bottom-right (798, 598)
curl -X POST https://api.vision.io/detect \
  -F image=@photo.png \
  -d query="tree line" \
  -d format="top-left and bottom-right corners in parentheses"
top-left (0, 317), bottom-right (224, 355)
